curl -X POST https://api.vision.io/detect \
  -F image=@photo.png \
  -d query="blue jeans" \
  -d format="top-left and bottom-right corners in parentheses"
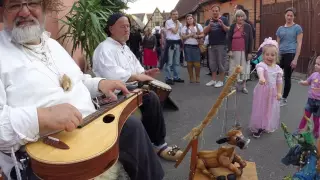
top-left (165, 44), bottom-right (181, 80)
top-left (305, 98), bottom-right (320, 117)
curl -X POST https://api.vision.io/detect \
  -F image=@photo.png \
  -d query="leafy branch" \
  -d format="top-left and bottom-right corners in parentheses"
top-left (58, 0), bottom-right (130, 67)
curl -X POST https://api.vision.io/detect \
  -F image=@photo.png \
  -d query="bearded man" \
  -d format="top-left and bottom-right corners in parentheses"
top-left (0, 0), bottom-right (164, 180)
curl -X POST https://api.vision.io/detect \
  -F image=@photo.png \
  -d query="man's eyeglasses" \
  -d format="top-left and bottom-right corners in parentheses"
top-left (5, 0), bottom-right (43, 13)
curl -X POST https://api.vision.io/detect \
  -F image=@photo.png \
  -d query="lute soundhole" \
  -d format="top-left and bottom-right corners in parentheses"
top-left (103, 114), bottom-right (115, 123)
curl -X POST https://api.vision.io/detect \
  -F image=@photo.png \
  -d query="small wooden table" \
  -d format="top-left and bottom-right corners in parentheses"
top-left (193, 161), bottom-right (258, 180)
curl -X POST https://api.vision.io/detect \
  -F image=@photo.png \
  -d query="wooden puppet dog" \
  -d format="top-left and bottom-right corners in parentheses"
top-left (196, 127), bottom-right (250, 180)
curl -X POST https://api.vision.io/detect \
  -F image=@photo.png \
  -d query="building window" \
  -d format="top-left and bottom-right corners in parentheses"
top-left (155, 22), bottom-right (160, 26)
top-left (198, 11), bottom-right (204, 24)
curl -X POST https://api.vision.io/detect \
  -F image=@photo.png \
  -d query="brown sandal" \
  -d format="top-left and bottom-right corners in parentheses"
top-left (157, 145), bottom-right (183, 162)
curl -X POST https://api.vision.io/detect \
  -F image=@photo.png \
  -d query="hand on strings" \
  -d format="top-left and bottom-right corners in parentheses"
top-left (259, 78), bottom-right (266, 85)
top-left (98, 80), bottom-right (130, 101)
top-left (38, 104), bottom-right (83, 133)
top-left (145, 68), bottom-right (160, 78)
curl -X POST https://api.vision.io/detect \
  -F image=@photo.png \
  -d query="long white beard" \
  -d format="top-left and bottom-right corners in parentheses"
top-left (12, 25), bottom-right (44, 44)
top-left (5, 16), bottom-right (45, 44)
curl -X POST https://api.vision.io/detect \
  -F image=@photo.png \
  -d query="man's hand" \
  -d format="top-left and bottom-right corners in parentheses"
top-left (209, 19), bottom-right (215, 26)
top-left (218, 18), bottom-right (224, 26)
top-left (145, 68), bottom-right (160, 78)
top-left (98, 80), bottom-right (130, 101)
top-left (38, 104), bottom-right (83, 134)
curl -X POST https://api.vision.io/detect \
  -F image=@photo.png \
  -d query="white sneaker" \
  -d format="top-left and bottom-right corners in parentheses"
top-left (280, 98), bottom-right (287, 107)
top-left (214, 81), bottom-right (224, 88)
top-left (206, 80), bottom-right (216, 86)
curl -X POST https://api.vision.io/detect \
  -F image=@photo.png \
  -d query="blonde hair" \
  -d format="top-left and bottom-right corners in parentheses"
top-left (262, 45), bottom-right (280, 64)
top-left (233, 9), bottom-right (247, 22)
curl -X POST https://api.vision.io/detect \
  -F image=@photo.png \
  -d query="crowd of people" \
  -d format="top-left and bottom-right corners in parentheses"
top-left (126, 5), bottom-right (305, 139)
top-left (0, 0), bottom-right (316, 179)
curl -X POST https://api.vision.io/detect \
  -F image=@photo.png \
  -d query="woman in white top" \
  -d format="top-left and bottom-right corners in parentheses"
top-left (181, 14), bottom-right (204, 83)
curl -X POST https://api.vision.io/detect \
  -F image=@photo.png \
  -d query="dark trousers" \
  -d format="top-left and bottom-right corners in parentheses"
top-left (119, 116), bottom-right (164, 180)
top-left (280, 53), bottom-right (295, 99)
top-left (139, 91), bottom-right (166, 146)
top-left (7, 116), bottom-right (164, 180)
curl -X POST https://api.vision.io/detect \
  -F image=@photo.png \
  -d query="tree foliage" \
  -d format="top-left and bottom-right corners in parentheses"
top-left (58, 0), bottom-right (135, 66)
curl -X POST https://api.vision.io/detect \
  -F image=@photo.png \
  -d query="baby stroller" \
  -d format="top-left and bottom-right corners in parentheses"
top-left (250, 48), bottom-right (263, 81)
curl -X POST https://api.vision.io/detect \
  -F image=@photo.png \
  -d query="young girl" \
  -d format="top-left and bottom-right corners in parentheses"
top-left (297, 56), bottom-right (320, 138)
top-left (249, 37), bottom-right (283, 138)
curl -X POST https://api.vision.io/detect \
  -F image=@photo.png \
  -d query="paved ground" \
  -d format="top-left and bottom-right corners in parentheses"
top-left (156, 66), bottom-right (308, 180)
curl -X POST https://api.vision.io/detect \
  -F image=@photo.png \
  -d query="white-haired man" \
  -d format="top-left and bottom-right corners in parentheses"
top-left (0, 0), bottom-right (164, 180)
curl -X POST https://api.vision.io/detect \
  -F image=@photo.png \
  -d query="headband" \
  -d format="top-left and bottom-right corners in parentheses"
top-left (105, 13), bottom-right (126, 36)
top-left (258, 37), bottom-right (279, 50)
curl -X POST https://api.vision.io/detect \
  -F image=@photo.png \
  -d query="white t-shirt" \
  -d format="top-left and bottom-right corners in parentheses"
top-left (165, 19), bottom-right (182, 40)
top-left (181, 24), bottom-right (204, 45)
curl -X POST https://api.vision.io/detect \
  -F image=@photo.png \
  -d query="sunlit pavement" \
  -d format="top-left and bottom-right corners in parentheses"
top-left (157, 66), bottom-right (306, 180)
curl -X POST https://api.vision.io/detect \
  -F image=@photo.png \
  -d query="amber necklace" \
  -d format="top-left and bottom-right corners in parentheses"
top-left (22, 40), bottom-right (72, 91)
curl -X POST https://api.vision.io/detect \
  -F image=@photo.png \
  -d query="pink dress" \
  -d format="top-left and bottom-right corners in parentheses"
top-left (249, 62), bottom-right (283, 132)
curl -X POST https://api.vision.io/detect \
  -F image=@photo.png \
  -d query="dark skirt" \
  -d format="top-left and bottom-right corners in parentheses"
top-left (184, 44), bottom-right (201, 62)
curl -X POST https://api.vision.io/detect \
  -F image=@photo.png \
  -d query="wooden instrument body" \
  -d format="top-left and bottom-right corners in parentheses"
top-left (25, 91), bottom-right (143, 180)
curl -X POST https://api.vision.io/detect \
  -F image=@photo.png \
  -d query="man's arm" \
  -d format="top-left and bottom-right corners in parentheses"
top-left (203, 20), bottom-right (211, 34)
top-left (0, 79), bottom-right (39, 153)
top-left (81, 74), bottom-right (106, 97)
top-left (220, 17), bottom-right (230, 32)
top-left (166, 21), bottom-right (180, 34)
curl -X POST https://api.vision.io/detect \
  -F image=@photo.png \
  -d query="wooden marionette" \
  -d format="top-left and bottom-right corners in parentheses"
top-left (175, 66), bottom-right (258, 180)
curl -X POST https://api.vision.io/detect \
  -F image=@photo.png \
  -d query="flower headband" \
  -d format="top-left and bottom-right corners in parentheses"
top-left (258, 37), bottom-right (279, 51)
